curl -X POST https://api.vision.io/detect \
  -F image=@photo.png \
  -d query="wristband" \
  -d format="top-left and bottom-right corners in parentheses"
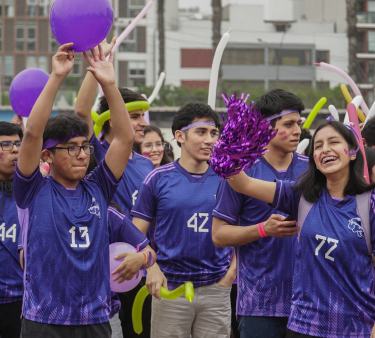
top-left (140, 249), bottom-right (154, 269)
top-left (40, 163), bottom-right (50, 173)
top-left (257, 222), bottom-right (268, 238)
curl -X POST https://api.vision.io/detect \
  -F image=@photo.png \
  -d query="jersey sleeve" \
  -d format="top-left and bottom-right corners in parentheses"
top-left (85, 160), bottom-right (121, 206)
top-left (369, 190), bottom-right (375, 254)
top-left (130, 182), bottom-right (156, 223)
top-left (271, 180), bottom-right (300, 220)
top-left (90, 134), bottom-right (107, 162)
top-left (212, 178), bottom-right (243, 225)
top-left (13, 164), bottom-right (46, 209)
top-left (108, 208), bottom-right (149, 251)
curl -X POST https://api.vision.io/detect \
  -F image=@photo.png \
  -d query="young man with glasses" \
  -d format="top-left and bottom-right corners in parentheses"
top-left (0, 122), bottom-right (23, 338)
top-left (13, 44), bottom-right (137, 338)
top-left (131, 102), bottom-right (236, 338)
top-left (75, 39), bottom-right (155, 338)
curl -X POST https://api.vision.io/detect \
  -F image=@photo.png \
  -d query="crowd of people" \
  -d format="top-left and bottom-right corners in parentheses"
top-left (1, 39), bottom-right (375, 338)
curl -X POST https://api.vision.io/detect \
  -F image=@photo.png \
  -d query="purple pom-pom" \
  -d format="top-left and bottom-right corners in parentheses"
top-left (210, 93), bottom-right (277, 178)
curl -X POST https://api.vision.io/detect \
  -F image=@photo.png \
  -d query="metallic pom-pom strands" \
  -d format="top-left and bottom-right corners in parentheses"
top-left (210, 93), bottom-right (277, 178)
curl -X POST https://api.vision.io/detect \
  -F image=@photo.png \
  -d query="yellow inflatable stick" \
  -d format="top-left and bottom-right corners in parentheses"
top-left (340, 84), bottom-right (366, 123)
top-left (132, 282), bottom-right (194, 334)
top-left (303, 97), bottom-right (327, 129)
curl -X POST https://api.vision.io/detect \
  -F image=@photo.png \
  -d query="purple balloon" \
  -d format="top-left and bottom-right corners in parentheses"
top-left (50, 0), bottom-right (114, 53)
top-left (109, 242), bottom-right (142, 292)
top-left (9, 68), bottom-right (50, 118)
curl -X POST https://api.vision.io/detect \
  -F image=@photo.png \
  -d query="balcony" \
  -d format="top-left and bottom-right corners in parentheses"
top-left (357, 12), bottom-right (375, 28)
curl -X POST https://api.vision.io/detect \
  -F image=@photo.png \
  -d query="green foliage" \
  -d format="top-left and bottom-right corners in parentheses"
top-left (136, 82), bottom-right (349, 109)
top-left (1, 92), bottom-right (10, 106)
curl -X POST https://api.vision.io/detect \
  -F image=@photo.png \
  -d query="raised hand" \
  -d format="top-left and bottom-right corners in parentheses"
top-left (52, 43), bottom-right (75, 78)
top-left (99, 37), bottom-right (116, 58)
top-left (83, 44), bottom-right (115, 87)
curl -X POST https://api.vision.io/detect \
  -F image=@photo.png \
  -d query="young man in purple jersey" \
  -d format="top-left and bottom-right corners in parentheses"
top-left (212, 89), bottom-right (307, 338)
top-left (75, 39), bottom-right (154, 338)
top-left (131, 102), bottom-right (237, 338)
top-left (0, 122), bottom-right (23, 338)
top-left (13, 43), bottom-right (137, 338)
top-left (225, 119), bottom-right (375, 338)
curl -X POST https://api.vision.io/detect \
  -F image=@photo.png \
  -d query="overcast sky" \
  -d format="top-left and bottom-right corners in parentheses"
top-left (178, 0), bottom-right (256, 14)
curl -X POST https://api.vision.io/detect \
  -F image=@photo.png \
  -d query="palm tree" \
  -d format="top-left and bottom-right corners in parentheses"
top-left (346, 0), bottom-right (357, 82)
top-left (212, 0), bottom-right (222, 107)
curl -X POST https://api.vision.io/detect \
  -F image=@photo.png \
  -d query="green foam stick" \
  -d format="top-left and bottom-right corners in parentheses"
top-left (132, 282), bottom-right (194, 334)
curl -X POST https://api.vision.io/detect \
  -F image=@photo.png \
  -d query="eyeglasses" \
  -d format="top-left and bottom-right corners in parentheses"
top-left (142, 142), bottom-right (166, 150)
top-left (52, 144), bottom-right (95, 157)
top-left (0, 141), bottom-right (22, 151)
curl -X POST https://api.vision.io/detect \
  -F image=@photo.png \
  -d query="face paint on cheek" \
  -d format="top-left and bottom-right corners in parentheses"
top-left (344, 149), bottom-right (348, 155)
top-left (160, 150), bottom-right (164, 153)
top-left (142, 152), bottom-right (150, 155)
top-left (314, 154), bottom-right (317, 160)
top-left (280, 136), bottom-right (288, 141)
top-left (278, 131), bottom-right (286, 135)
top-left (0, 153), bottom-right (4, 162)
top-left (61, 157), bottom-right (68, 167)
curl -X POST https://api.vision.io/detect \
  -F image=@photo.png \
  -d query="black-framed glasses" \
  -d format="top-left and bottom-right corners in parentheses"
top-left (52, 144), bottom-right (95, 157)
top-left (0, 141), bottom-right (22, 151)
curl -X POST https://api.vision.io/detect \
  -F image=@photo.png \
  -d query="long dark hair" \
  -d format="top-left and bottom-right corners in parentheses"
top-left (294, 121), bottom-right (375, 202)
top-left (134, 125), bottom-right (173, 166)
top-left (365, 146), bottom-right (375, 183)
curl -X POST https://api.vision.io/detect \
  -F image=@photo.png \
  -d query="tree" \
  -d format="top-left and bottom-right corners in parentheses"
top-left (158, 0), bottom-right (165, 84)
top-left (346, 0), bottom-right (358, 82)
top-left (212, 0), bottom-right (222, 107)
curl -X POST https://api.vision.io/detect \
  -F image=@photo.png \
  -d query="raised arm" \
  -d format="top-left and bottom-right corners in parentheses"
top-left (75, 38), bottom-right (116, 140)
top-left (83, 45), bottom-right (134, 179)
top-left (227, 171), bottom-right (277, 204)
top-left (17, 43), bottom-right (75, 176)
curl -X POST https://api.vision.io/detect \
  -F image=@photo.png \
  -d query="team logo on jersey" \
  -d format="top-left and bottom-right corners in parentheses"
top-left (88, 197), bottom-right (101, 218)
top-left (348, 217), bottom-right (364, 237)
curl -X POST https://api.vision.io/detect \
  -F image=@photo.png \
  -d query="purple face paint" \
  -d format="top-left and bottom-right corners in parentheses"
top-left (314, 154), bottom-right (317, 160)
top-left (278, 131), bottom-right (286, 135)
top-left (142, 152), bottom-right (150, 155)
top-left (0, 153), bottom-right (4, 162)
top-left (280, 136), bottom-right (288, 141)
top-left (344, 149), bottom-right (348, 155)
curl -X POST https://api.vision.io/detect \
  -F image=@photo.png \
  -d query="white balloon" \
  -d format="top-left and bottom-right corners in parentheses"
top-left (364, 101), bottom-right (375, 127)
top-left (328, 105), bottom-right (339, 121)
top-left (148, 72), bottom-right (166, 105)
top-left (351, 95), bottom-right (363, 109)
top-left (296, 138), bottom-right (310, 154)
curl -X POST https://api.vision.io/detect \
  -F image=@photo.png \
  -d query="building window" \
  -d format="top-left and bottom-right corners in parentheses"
top-left (5, 0), bottom-right (14, 17)
top-left (316, 50), bottom-right (329, 63)
top-left (39, 0), bottom-right (48, 17)
top-left (27, 55), bottom-right (37, 68)
top-left (71, 54), bottom-right (81, 76)
top-left (15, 22), bottom-right (25, 51)
top-left (128, 61), bottom-right (146, 87)
top-left (27, 0), bottom-right (37, 16)
top-left (128, 0), bottom-right (145, 18)
top-left (222, 49), bottom-right (264, 65)
top-left (119, 27), bottom-right (137, 52)
top-left (369, 1), bottom-right (375, 12)
top-left (38, 55), bottom-right (48, 72)
top-left (369, 31), bottom-right (375, 53)
top-left (269, 49), bottom-right (312, 66)
top-left (4, 55), bottom-right (14, 86)
top-left (27, 23), bottom-right (37, 51)
top-left (50, 30), bottom-right (59, 52)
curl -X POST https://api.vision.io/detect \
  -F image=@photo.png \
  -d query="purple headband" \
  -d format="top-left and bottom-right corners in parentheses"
top-left (170, 121), bottom-right (217, 146)
top-left (42, 134), bottom-right (84, 150)
top-left (325, 116), bottom-right (359, 156)
top-left (267, 109), bottom-right (299, 121)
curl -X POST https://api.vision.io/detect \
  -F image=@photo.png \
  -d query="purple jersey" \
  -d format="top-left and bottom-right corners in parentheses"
top-left (131, 160), bottom-right (232, 289)
top-left (108, 205), bottom-right (149, 250)
top-left (273, 180), bottom-right (375, 337)
top-left (13, 160), bottom-right (120, 325)
top-left (91, 136), bottom-right (154, 215)
top-left (213, 153), bottom-right (308, 317)
top-left (0, 185), bottom-right (23, 304)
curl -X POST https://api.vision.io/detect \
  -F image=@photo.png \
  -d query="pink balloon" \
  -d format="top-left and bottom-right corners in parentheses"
top-left (109, 242), bottom-right (142, 292)
top-left (347, 103), bottom-right (370, 183)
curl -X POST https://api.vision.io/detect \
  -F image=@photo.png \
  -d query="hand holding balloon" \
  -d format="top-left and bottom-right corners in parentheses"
top-left (52, 43), bottom-right (75, 79)
top-left (111, 251), bottom-right (146, 283)
top-left (146, 263), bottom-right (168, 300)
top-left (83, 45), bottom-right (115, 88)
top-left (94, 37), bottom-right (116, 59)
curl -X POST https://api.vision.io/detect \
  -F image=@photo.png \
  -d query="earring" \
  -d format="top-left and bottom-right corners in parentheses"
top-left (351, 156), bottom-right (356, 160)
